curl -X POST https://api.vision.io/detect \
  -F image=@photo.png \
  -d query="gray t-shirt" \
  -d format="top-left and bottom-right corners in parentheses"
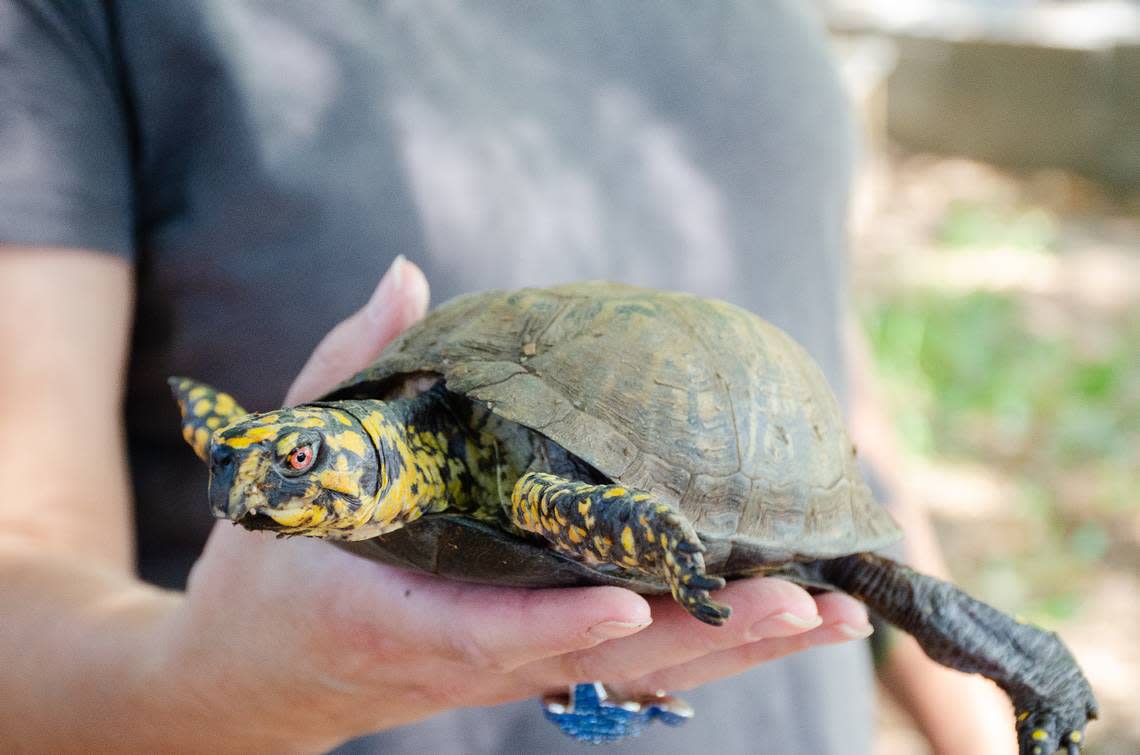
top-left (1, 2), bottom-right (870, 752)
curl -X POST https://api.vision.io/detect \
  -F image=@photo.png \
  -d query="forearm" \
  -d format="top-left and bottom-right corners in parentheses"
top-left (879, 631), bottom-right (1016, 755)
top-left (0, 540), bottom-right (327, 753)
top-left (0, 541), bottom-right (175, 749)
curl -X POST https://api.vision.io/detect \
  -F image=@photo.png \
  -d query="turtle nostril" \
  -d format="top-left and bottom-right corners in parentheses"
top-left (210, 444), bottom-right (234, 467)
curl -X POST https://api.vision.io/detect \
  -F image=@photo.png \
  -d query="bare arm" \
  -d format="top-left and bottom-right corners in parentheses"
top-left (0, 248), bottom-right (874, 752)
top-left (847, 319), bottom-right (1017, 755)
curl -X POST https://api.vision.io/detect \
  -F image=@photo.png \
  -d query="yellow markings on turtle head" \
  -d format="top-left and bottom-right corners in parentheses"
top-left (267, 504), bottom-right (329, 528)
top-left (360, 408), bottom-right (444, 531)
top-left (224, 425), bottom-right (277, 449)
top-left (187, 385), bottom-right (209, 401)
top-left (315, 454), bottom-right (365, 498)
top-left (206, 416), bottom-right (223, 429)
top-left (275, 431), bottom-right (302, 457)
top-left (329, 410), bottom-right (354, 427)
top-left (325, 431), bottom-right (367, 457)
top-left (192, 399), bottom-right (213, 417)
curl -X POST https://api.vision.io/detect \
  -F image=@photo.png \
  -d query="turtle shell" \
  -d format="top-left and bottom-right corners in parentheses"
top-left (325, 282), bottom-right (900, 592)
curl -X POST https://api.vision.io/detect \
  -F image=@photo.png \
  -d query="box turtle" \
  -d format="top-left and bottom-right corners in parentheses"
top-left (172, 282), bottom-right (1095, 753)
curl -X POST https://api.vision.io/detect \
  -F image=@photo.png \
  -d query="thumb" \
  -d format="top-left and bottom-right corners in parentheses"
top-left (287, 255), bottom-right (430, 404)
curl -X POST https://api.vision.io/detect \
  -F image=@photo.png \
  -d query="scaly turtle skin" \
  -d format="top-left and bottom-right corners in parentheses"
top-left (172, 282), bottom-right (1096, 754)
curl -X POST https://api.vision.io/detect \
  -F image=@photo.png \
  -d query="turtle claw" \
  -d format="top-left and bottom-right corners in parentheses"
top-left (663, 532), bottom-right (730, 625)
top-left (688, 596), bottom-right (732, 626)
top-left (1016, 708), bottom-right (1091, 755)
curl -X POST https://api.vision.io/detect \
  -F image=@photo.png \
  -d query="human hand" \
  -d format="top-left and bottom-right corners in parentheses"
top-left (156, 257), bottom-right (874, 752)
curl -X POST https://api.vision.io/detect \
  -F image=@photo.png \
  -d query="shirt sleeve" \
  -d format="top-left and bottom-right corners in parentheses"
top-left (0, 0), bottom-right (134, 258)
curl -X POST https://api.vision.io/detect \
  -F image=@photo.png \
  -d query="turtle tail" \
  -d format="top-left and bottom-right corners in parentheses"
top-left (819, 553), bottom-right (1097, 754)
top-left (168, 377), bottom-right (249, 461)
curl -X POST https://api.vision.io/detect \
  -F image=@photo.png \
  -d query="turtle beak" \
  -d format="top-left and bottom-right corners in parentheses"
top-left (207, 443), bottom-right (243, 519)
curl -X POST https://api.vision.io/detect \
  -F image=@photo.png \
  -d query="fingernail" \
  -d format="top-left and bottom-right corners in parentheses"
top-left (364, 255), bottom-right (407, 323)
top-left (836, 622), bottom-right (874, 640)
top-left (747, 612), bottom-right (823, 640)
top-left (588, 619), bottom-right (652, 640)
top-left (390, 253), bottom-right (406, 284)
top-left (371, 255), bottom-right (405, 303)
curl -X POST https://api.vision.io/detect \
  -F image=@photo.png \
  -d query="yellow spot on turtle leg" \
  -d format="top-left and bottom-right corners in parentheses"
top-left (213, 392), bottom-right (238, 417)
top-left (192, 427), bottom-right (210, 460)
top-left (621, 526), bottom-right (636, 555)
top-left (1069, 731), bottom-right (1081, 743)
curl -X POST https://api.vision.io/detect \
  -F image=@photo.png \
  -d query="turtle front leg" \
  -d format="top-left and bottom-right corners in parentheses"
top-left (169, 377), bottom-right (249, 460)
top-left (821, 554), bottom-right (1097, 754)
top-left (510, 472), bottom-right (730, 625)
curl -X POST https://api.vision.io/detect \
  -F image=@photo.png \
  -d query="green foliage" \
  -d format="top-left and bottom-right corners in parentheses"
top-left (863, 291), bottom-right (1139, 472)
top-left (936, 201), bottom-right (1059, 251)
top-left (861, 289), bottom-right (1139, 619)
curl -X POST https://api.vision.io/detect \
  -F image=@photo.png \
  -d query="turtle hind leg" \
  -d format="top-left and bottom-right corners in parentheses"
top-left (820, 553), bottom-right (1097, 754)
top-left (510, 472), bottom-right (730, 625)
top-left (169, 377), bottom-right (249, 461)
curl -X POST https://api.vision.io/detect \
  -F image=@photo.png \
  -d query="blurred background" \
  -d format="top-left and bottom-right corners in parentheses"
top-left (825, 1), bottom-right (1140, 753)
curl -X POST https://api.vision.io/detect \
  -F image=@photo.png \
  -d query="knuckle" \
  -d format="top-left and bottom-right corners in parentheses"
top-left (449, 632), bottom-right (515, 674)
top-left (556, 651), bottom-right (599, 684)
top-left (403, 678), bottom-right (471, 710)
top-left (558, 651), bottom-right (642, 685)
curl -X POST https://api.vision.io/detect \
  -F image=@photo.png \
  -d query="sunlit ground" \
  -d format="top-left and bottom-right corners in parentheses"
top-left (854, 153), bottom-right (1140, 754)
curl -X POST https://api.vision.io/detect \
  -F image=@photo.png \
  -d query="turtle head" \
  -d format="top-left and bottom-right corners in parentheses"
top-left (204, 406), bottom-right (382, 537)
top-left (170, 378), bottom-right (382, 538)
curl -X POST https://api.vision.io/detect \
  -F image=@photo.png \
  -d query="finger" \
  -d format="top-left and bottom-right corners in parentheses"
top-left (627, 591), bottom-right (872, 694)
top-left (519, 577), bottom-right (823, 688)
top-left (286, 255), bottom-right (430, 404)
top-left (340, 564), bottom-right (655, 676)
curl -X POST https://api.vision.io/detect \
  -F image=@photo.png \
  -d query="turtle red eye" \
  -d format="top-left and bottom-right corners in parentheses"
top-left (287, 445), bottom-right (315, 472)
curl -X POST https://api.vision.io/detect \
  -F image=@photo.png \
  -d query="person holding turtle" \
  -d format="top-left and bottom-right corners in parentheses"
top-left (0, 2), bottom-right (1087, 753)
